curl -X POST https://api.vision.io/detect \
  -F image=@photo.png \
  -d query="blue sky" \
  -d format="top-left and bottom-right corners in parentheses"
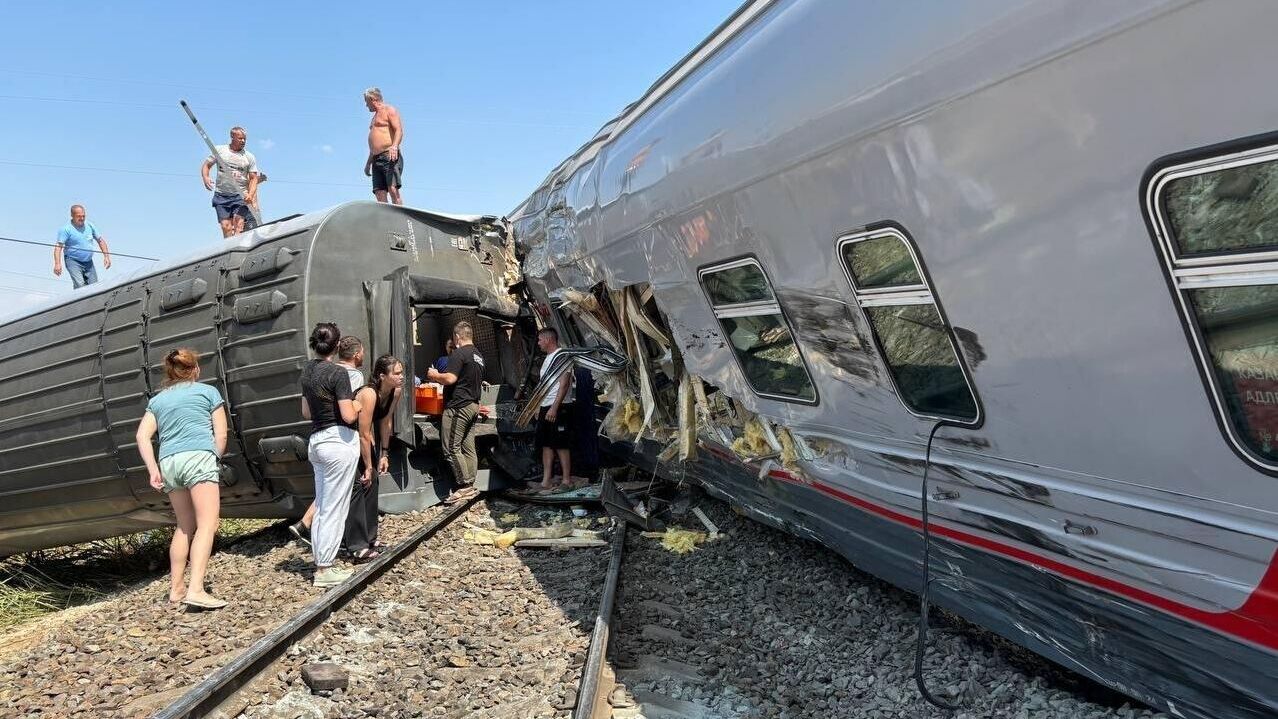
top-left (0, 1), bottom-right (741, 313)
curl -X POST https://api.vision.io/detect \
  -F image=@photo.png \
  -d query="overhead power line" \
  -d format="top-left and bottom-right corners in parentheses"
top-left (0, 236), bottom-right (160, 262)
top-left (0, 159), bottom-right (494, 194)
top-left (0, 284), bottom-right (55, 297)
top-left (0, 268), bottom-right (66, 284)
top-left (0, 69), bottom-right (603, 122)
top-left (0, 93), bottom-right (592, 130)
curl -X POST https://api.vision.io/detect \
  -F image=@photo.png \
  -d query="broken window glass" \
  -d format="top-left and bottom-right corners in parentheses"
top-left (1188, 285), bottom-right (1278, 462)
top-left (1149, 144), bottom-right (1278, 470)
top-left (842, 234), bottom-right (923, 290)
top-left (700, 260), bottom-right (816, 403)
top-left (1164, 160), bottom-right (1278, 256)
top-left (865, 304), bottom-right (977, 420)
top-left (703, 263), bottom-right (775, 305)
top-left (839, 229), bottom-right (979, 423)
top-left (719, 314), bottom-right (816, 402)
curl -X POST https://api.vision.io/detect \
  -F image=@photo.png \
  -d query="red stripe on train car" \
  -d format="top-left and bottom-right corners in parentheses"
top-left (698, 445), bottom-right (1278, 651)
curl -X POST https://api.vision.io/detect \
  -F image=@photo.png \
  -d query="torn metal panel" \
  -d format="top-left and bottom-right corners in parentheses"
top-left (514, 347), bottom-right (628, 427)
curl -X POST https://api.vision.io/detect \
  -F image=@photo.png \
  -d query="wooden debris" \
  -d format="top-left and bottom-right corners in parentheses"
top-left (514, 537), bottom-right (609, 549)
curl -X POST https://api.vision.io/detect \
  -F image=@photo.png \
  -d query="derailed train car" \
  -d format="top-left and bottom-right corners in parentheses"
top-left (511, 1), bottom-right (1278, 717)
top-left (0, 202), bottom-right (534, 556)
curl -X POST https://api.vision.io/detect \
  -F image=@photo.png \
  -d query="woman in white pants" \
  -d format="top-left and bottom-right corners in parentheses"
top-left (299, 322), bottom-right (361, 587)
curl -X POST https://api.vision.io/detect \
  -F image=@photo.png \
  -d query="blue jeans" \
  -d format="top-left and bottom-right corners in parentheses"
top-left (66, 257), bottom-right (98, 288)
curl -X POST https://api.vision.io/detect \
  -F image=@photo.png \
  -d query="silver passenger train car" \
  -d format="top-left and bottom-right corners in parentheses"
top-left (0, 203), bottom-right (531, 557)
top-left (511, 1), bottom-right (1278, 717)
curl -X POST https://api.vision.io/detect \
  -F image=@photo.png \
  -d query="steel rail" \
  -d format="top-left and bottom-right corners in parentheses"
top-left (574, 523), bottom-right (628, 719)
top-left (154, 497), bottom-right (477, 719)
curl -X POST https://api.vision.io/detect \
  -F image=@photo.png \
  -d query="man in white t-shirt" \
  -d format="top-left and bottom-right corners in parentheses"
top-left (200, 126), bottom-right (259, 238)
top-left (534, 327), bottom-right (574, 492)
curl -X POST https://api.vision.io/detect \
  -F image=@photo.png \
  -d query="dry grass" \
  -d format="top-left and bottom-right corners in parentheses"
top-left (0, 518), bottom-right (276, 632)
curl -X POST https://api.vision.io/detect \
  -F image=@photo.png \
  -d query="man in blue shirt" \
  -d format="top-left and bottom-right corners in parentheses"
top-left (53, 205), bottom-right (112, 289)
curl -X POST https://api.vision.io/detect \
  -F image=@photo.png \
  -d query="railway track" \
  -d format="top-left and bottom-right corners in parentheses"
top-left (142, 498), bottom-right (627, 719)
top-left (1, 491), bottom-right (1170, 719)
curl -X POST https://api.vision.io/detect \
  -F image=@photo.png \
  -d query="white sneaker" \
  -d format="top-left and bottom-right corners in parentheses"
top-left (313, 566), bottom-right (353, 588)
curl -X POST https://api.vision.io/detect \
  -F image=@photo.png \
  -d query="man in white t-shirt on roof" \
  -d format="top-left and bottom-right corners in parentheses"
top-left (200, 126), bottom-right (259, 238)
top-left (534, 327), bottom-right (575, 492)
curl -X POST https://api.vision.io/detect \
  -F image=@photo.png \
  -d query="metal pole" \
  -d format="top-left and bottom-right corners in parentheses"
top-left (179, 100), bottom-right (262, 226)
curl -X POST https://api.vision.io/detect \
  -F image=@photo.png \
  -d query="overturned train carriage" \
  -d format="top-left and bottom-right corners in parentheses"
top-left (0, 202), bottom-right (533, 557)
top-left (511, 1), bottom-right (1278, 718)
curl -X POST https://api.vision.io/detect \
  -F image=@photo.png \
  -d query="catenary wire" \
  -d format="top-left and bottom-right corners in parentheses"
top-left (0, 284), bottom-right (54, 297)
top-left (0, 268), bottom-right (68, 284)
top-left (0, 94), bottom-right (593, 130)
top-left (0, 236), bottom-right (159, 262)
top-left (0, 69), bottom-right (603, 122)
top-left (0, 159), bottom-right (493, 193)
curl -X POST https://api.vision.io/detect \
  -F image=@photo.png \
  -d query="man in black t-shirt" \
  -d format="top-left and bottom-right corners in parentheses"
top-left (427, 321), bottom-right (485, 505)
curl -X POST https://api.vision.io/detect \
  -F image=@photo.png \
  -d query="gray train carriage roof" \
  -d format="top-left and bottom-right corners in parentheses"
top-left (0, 202), bottom-right (492, 327)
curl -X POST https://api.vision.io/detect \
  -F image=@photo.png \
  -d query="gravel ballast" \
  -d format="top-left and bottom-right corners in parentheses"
top-left (0, 491), bottom-right (1176, 718)
top-left (608, 499), bottom-right (1169, 719)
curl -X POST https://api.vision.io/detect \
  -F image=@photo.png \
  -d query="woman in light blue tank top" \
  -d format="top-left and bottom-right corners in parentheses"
top-left (136, 347), bottom-right (229, 610)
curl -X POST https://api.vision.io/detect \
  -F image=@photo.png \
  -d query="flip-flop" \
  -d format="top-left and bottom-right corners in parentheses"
top-left (182, 595), bottom-right (227, 610)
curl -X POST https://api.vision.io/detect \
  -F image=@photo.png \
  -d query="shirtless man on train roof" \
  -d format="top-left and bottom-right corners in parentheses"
top-left (362, 88), bottom-right (405, 205)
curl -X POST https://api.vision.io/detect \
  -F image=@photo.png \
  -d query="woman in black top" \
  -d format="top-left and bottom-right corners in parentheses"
top-left (345, 354), bottom-right (404, 561)
top-left (299, 322), bottom-right (361, 588)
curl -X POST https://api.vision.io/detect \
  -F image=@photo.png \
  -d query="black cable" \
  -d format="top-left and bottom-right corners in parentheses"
top-left (914, 419), bottom-right (963, 712)
top-left (0, 236), bottom-right (159, 261)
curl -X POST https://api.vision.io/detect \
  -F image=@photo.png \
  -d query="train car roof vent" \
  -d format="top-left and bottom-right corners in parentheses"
top-left (159, 277), bottom-right (209, 311)
top-left (239, 247), bottom-right (299, 282)
top-left (234, 289), bottom-right (289, 324)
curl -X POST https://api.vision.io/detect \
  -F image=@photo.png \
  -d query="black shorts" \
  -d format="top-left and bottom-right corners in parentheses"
top-left (535, 405), bottom-right (572, 450)
top-left (212, 192), bottom-right (252, 221)
top-left (371, 150), bottom-right (404, 192)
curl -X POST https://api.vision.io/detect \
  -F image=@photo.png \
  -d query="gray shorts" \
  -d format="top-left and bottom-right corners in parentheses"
top-left (159, 450), bottom-right (220, 493)
top-left (371, 151), bottom-right (403, 192)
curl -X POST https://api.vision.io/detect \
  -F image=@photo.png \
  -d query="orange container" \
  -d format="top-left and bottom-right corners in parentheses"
top-left (415, 384), bottom-right (444, 415)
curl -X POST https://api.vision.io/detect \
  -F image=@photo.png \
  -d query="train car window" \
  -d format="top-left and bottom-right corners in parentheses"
top-left (703, 263), bottom-right (775, 305)
top-left (1148, 146), bottom-right (1278, 470)
top-left (1187, 286), bottom-right (1278, 463)
top-left (1163, 161), bottom-right (1278, 256)
top-left (841, 234), bottom-right (923, 290)
top-left (699, 258), bottom-right (817, 404)
top-left (838, 227), bottom-right (979, 423)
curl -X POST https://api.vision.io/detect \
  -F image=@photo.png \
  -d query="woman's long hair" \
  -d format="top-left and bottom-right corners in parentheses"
top-left (370, 354), bottom-right (401, 392)
top-left (162, 347), bottom-right (200, 387)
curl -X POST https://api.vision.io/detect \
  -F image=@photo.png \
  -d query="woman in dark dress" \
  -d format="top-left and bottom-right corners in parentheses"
top-left (346, 354), bottom-right (404, 561)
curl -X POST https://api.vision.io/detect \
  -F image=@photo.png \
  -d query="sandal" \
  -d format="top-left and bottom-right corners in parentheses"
top-left (443, 486), bottom-right (480, 505)
top-left (351, 548), bottom-right (381, 564)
